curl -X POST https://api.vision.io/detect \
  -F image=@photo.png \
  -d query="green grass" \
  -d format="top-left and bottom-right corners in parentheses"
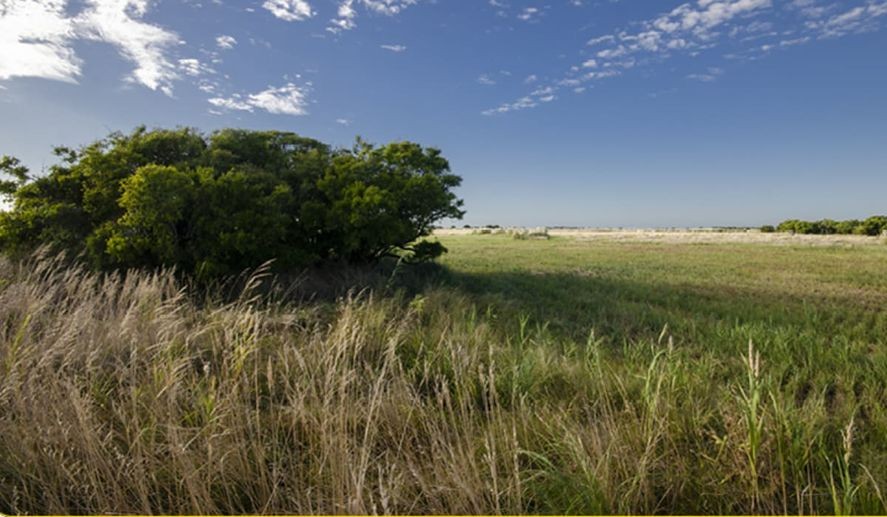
top-left (1, 235), bottom-right (886, 514)
top-left (438, 234), bottom-right (887, 342)
top-left (434, 234), bottom-right (887, 513)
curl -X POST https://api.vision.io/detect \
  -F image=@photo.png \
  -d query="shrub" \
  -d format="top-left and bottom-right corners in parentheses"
top-left (509, 227), bottom-right (549, 240)
top-left (0, 127), bottom-right (464, 277)
top-left (856, 216), bottom-right (887, 236)
top-left (775, 216), bottom-right (886, 236)
top-left (760, 225), bottom-right (775, 233)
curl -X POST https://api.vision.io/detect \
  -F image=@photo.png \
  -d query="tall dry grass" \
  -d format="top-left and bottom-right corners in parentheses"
top-left (1, 252), bottom-right (884, 514)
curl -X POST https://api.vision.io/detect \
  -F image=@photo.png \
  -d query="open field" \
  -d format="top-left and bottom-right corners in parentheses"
top-left (436, 227), bottom-right (887, 246)
top-left (2, 234), bottom-right (887, 514)
top-left (436, 232), bottom-right (887, 339)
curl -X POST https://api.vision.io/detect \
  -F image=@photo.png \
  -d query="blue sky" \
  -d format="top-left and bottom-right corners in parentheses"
top-left (1, 0), bottom-right (886, 227)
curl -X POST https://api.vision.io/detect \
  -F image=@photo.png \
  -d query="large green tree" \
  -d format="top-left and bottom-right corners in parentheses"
top-left (0, 127), bottom-right (464, 276)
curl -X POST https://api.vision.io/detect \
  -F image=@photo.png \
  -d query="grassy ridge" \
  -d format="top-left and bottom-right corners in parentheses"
top-left (1, 236), bottom-right (886, 514)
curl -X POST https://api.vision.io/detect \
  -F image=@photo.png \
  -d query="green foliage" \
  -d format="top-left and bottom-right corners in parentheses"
top-left (403, 240), bottom-right (448, 264)
top-left (0, 127), bottom-right (464, 276)
top-left (775, 216), bottom-right (887, 236)
top-left (0, 156), bottom-right (30, 200)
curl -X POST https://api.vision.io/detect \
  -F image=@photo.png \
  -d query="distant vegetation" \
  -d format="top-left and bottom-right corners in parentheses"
top-left (472, 226), bottom-right (551, 240)
top-left (0, 127), bottom-right (463, 278)
top-left (763, 216), bottom-right (887, 236)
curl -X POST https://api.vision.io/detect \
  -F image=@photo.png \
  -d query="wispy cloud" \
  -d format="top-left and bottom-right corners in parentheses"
top-left (381, 44), bottom-right (407, 52)
top-left (807, 1), bottom-right (887, 37)
top-left (75, 0), bottom-right (183, 95)
top-left (477, 74), bottom-right (497, 85)
top-left (208, 82), bottom-right (311, 116)
top-left (687, 67), bottom-right (724, 82)
top-left (485, 0), bottom-right (887, 115)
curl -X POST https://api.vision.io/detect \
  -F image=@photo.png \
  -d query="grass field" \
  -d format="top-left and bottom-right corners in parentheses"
top-left (2, 233), bottom-right (886, 514)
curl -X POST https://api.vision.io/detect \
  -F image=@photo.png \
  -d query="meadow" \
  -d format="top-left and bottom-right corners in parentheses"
top-left (1, 232), bottom-right (886, 514)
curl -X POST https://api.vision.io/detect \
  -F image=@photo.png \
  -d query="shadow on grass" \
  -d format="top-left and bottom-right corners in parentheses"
top-left (425, 266), bottom-right (887, 350)
top-left (227, 256), bottom-right (885, 358)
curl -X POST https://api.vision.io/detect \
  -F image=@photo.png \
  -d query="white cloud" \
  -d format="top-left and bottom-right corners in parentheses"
top-left (263, 0), bottom-right (314, 21)
top-left (328, 0), bottom-right (418, 33)
top-left (329, 0), bottom-right (357, 32)
top-left (380, 44), bottom-right (407, 52)
top-left (177, 58), bottom-right (213, 77)
top-left (0, 0), bottom-right (80, 83)
top-left (517, 6), bottom-right (539, 21)
top-left (216, 35), bottom-right (237, 49)
top-left (0, 0), bottom-right (205, 94)
top-left (477, 74), bottom-right (496, 85)
top-left (482, 95), bottom-right (537, 115)
top-left (779, 36), bottom-right (811, 46)
top-left (336, 118), bottom-right (351, 125)
top-left (197, 79), bottom-right (218, 93)
top-left (361, 0), bottom-right (417, 15)
top-left (587, 34), bottom-right (615, 46)
top-left (596, 46), bottom-right (627, 59)
top-left (208, 82), bottom-right (310, 116)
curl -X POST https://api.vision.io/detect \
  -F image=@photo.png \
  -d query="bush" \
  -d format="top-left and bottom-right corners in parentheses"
top-left (0, 128), bottom-right (464, 277)
top-left (760, 225), bottom-right (775, 233)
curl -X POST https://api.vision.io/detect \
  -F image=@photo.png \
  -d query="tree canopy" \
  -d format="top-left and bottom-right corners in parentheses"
top-left (0, 127), bottom-right (464, 277)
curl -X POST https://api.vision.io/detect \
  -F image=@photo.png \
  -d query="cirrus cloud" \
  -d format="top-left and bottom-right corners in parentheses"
top-left (484, 0), bottom-right (887, 115)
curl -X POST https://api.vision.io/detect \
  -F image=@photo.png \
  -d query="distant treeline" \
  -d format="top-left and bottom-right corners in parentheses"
top-left (761, 216), bottom-right (887, 235)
